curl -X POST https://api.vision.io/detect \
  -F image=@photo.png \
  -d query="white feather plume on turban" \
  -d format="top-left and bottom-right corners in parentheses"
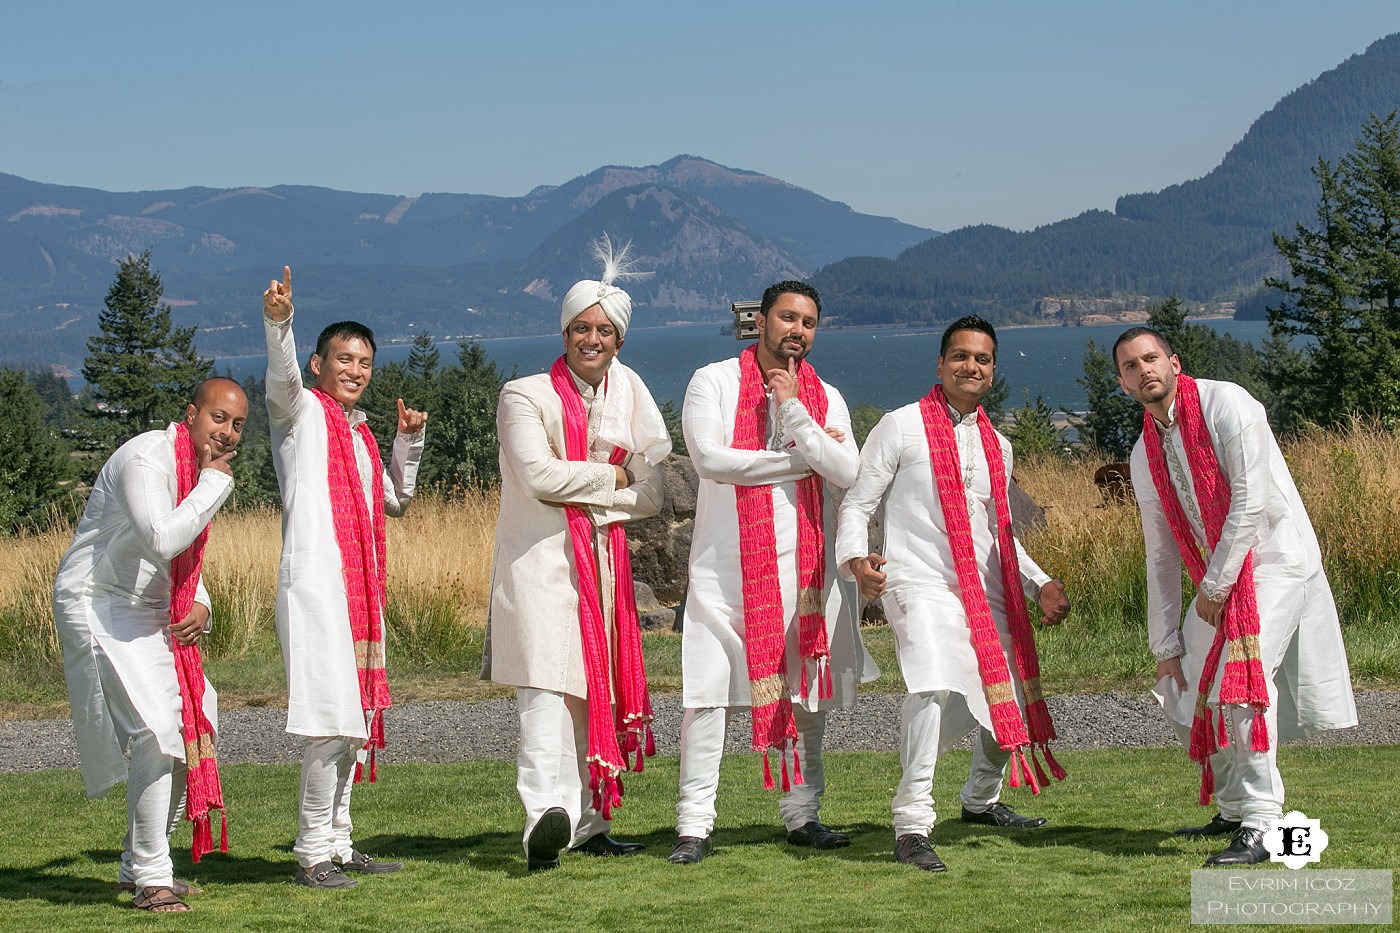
top-left (559, 234), bottom-right (651, 337)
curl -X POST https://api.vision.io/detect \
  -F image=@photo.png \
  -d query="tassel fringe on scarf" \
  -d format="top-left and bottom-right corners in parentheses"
top-left (550, 357), bottom-right (655, 819)
top-left (170, 421), bottom-right (227, 861)
top-left (733, 345), bottom-right (831, 790)
top-left (1141, 374), bottom-right (1269, 805)
top-left (918, 387), bottom-right (1065, 792)
top-left (312, 388), bottom-right (392, 783)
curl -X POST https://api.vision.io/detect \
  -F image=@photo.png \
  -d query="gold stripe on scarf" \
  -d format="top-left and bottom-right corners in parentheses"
top-left (354, 639), bottom-right (387, 670)
top-left (1225, 634), bottom-right (1261, 663)
top-left (184, 734), bottom-right (216, 769)
top-left (797, 586), bottom-right (824, 618)
top-left (1021, 676), bottom-right (1043, 706)
top-left (750, 673), bottom-right (787, 709)
top-left (985, 680), bottom-right (1017, 706)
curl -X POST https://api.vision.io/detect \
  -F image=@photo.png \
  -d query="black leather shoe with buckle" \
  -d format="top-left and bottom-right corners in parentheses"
top-left (1204, 827), bottom-right (1269, 866)
top-left (1174, 813), bottom-right (1243, 837)
top-left (668, 835), bottom-right (713, 864)
top-left (894, 834), bottom-right (947, 872)
top-left (571, 833), bottom-right (646, 857)
top-left (294, 860), bottom-right (358, 889)
top-left (786, 821), bottom-right (851, 849)
top-left (960, 802), bottom-right (1048, 829)
top-left (526, 807), bottom-right (572, 872)
top-left (335, 850), bottom-right (403, 874)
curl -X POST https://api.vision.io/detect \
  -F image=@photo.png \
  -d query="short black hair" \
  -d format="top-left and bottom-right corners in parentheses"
top-left (940, 315), bottom-right (998, 360)
top-left (191, 376), bottom-right (246, 409)
top-left (314, 321), bottom-right (377, 359)
top-left (759, 280), bottom-right (821, 318)
top-left (1111, 326), bottom-right (1173, 374)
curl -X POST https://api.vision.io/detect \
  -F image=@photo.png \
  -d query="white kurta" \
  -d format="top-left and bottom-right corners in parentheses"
top-left (483, 367), bottom-right (665, 698)
top-left (264, 315), bottom-right (424, 740)
top-left (680, 357), bottom-right (877, 711)
top-left (54, 425), bottom-right (231, 797)
top-left (835, 403), bottom-right (1049, 747)
top-left (1128, 379), bottom-right (1357, 738)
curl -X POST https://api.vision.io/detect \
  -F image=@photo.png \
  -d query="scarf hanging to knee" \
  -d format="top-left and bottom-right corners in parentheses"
top-left (733, 344), bottom-right (830, 790)
top-left (550, 357), bottom-right (655, 820)
top-left (169, 421), bottom-right (226, 862)
top-left (918, 387), bottom-right (1064, 792)
top-left (1141, 374), bottom-right (1269, 805)
top-left (312, 388), bottom-right (391, 784)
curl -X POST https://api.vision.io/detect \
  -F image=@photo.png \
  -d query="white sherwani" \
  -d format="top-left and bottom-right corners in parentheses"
top-left (1129, 379), bottom-right (1356, 826)
top-left (55, 424), bottom-right (230, 798)
top-left (264, 315), bottom-right (423, 740)
top-left (681, 358), bottom-right (876, 708)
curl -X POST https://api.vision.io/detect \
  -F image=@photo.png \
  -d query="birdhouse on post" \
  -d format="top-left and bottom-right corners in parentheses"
top-left (731, 300), bottom-right (761, 341)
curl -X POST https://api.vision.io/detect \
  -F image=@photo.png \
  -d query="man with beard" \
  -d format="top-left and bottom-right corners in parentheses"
top-left (1113, 326), bottom-right (1356, 866)
top-left (262, 266), bottom-right (427, 889)
top-left (671, 280), bottom-right (878, 865)
top-left (836, 315), bottom-right (1070, 873)
top-left (54, 377), bottom-right (247, 912)
top-left (484, 237), bottom-right (671, 871)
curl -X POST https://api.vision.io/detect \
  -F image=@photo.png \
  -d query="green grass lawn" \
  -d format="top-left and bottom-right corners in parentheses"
top-left (2, 746), bottom-right (1394, 931)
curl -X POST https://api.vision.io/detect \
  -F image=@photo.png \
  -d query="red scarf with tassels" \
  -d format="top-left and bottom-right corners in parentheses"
top-left (169, 421), bottom-right (226, 862)
top-left (918, 386), bottom-right (1065, 793)
top-left (550, 357), bottom-right (656, 819)
top-left (733, 345), bottom-right (831, 791)
top-left (312, 387), bottom-right (391, 783)
top-left (1142, 374), bottom-right (1269, 805)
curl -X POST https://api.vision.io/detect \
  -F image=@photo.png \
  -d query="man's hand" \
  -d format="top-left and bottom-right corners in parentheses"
top-left (1156, 656), bottom-right (1188, 692)
top-left (766, 357), bottom-right (800, 406)
top-left (849, 553), bottom-right (888, 601)
top-left (199, 442), bottom-right (236, 476)
top-left (397, 398), bottom-right (428, 434)
top-left (613, 464), bottom-right (634, 489)
top-left (263, 265), bottom-right (293, 323)
top-left (170, 603), bottom-right (210, 647)
top-left (1037, 579), bottom-right (1070, 626)
top-left (1194, 591), bottom-right (1226, 628)
top-left (823, 425), bottom-right (847, 444)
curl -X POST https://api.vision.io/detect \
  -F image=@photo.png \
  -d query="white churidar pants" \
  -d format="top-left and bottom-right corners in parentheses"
top-left (675, 704), bottom-right (826, 838)
top-left (294, 736), bottom-right (362, 867)
top-left (892, 690), bottom-right (1010, 838)
top-left (516, 687), bottom-right (610, 853)
top-left (1168, 685), bottom-right (1285, 829)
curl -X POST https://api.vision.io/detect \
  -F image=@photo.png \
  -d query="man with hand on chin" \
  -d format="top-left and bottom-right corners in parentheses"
top-left (836, 314), bottom-right (1070, 874)
top-left (671, 280), bottom-right (877, 864)
top-left (262, 266), bottom-right (427, 889)
top-left (483, 237), bottom-right (671, 871)
top-left (1113, 326), bottom-right (1355, 866)
top-left (55, 377), bottom-right (248, 912)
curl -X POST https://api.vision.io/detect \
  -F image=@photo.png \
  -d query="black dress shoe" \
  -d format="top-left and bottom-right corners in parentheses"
top-left (894, 834), bottom-right (947, 872)
top-left (960, 802), bottom-right (1048, 829)
top-left (668, 835), bottom-right (712, 864)
top-left (335, 850), bottom-right (404, 874)
top-left (1204, 827), bottom-right (1269, 866)
top-left (786, 821), bottom-right (851, 850)
top-left (571, 833), bottom-right (646, 857)
top-left (526, 807), bottom-right (572, 871)
top-left (1174, 813), bottom-right (1243, 837)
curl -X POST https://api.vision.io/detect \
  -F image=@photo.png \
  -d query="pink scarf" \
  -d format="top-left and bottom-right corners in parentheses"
top-left (312, 387), bottom-right (391, 783)
top-left (732, 345), bottom-right (831, 791)
top-left (1141, 374), bottom-right (1269, 805)
top-left (918, 387), bottom-right (1065, 792)
top-left (169, 421), bottom-right (226, 862)
top-left (550, 357), bottom-right (655, 819)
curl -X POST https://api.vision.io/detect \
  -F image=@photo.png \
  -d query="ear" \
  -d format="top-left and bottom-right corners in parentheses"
top-left (309, 354), bottom-right (322, 377)
top-left (1170, 354), bottom-right (1182, 374)
top-left (184, 403), bottom-right (197, 424)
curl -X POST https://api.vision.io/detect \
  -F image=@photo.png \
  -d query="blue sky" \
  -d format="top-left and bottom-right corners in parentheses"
top-left (2, 1), bottom-right (1396, 232)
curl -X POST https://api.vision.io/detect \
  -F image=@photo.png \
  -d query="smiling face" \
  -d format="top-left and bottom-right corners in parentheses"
top-left (310, 335), bottom-right (375, 409)
top-left (937, 328), bottom-right (997, 414)
top-left (1115, 333), bottom-right (1181, 414)
top-left (755, 291), bottom-right (819, 371)
top-left (184, 382), bottom-right (248, 456)
top-left (563, 303), bottom-right (623, 387)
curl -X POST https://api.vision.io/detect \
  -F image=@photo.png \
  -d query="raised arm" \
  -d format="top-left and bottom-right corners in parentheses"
top-left (682, 366), bottom-right (810, 487)
top-left (118, 445), bottom-right (234, 564)
top-left (383, 399), bottom-right (427, 517)
top-left (262, 265), bottom-right (305, 427)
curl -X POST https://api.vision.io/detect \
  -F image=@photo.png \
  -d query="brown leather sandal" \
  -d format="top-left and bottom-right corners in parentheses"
top-left (119, 879), bottom-right (202, 896)
top-left (132, 886), bottom-right (190, 912)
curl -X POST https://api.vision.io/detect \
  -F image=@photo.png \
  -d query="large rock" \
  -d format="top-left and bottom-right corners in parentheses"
top-left (627, 455), bottom-right (698, 607)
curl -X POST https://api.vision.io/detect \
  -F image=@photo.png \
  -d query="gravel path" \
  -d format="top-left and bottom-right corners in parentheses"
top-left (2, 691), bottom-right (1395, 773)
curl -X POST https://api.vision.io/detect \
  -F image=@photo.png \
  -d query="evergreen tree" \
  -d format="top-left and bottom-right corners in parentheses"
top-left (0, 369), bottom-right (75, 532)
top-left (1077, 339), bottom-right (1141, 460)
top-left (81, 249), bottom-right (211, 455)
top-left (1004, 390), bottom-right (1066, 464)
top-left (1267, 112), bottom-right (1400, 430)
top-left (406, 332), bottom-right (440, 384)
top-left (981, 373), bottom-right (1009, 423)
top-left (849, 404), bottom-right (887, 447)
top-left (419, 340), bottom-right (510, 491)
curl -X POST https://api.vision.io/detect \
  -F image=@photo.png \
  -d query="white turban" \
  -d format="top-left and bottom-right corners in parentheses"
top-left (560, 280), bottom-right (633, 336)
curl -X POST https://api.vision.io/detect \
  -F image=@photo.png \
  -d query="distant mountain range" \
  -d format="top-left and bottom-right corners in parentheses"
top-left (0, 156), bottom-right (934, 365)
top-left (813, 32), bottom-right (1400, 327)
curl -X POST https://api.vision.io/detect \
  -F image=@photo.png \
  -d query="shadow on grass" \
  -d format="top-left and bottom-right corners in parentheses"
top-left (0, 852), bottom-right (119, 906)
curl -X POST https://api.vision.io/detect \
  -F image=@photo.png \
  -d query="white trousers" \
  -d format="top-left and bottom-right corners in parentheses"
top-left (516, 687), bottom-right (610, 853)
top-left (892, 691), bottom-right (1010, 838)
top-left (294, 736), bottom-right (362, 867)
top-left (1169, 692), bottom-right (1284, 829)
top-left (675, 705), bottom-right (826, 838)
